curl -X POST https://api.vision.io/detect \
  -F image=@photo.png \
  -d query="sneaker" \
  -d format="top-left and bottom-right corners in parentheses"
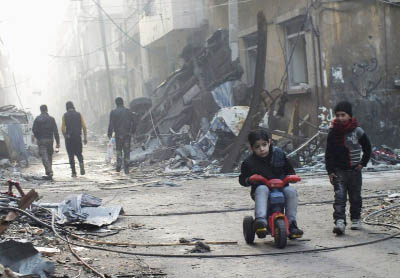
top-left (71, 172), bottom-right (77, 178)
top-left (289, 221), bottom-right (303, 239)
top-left (351, 219), bottom-right (361, 230)
top-left (116, 166), bottom-right (121, 173)
top-left (333, 219), bottom-right (346, 235)
top-left (253, 218), bottom-right (268, 238)
top-left (124, 167), bottom-right (129, 175)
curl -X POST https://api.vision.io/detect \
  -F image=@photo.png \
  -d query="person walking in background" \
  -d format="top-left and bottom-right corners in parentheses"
top-left (107, 97), bottom-right (135, 174)
top-left (61, 101), bottom-right (87, 177)
top-left (32, 104), bottom-right (60, 180)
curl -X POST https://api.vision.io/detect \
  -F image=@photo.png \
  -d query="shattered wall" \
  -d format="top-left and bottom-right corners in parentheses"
top-left (209, 0), bottom-right (321, 139)
top-left (208, 0), bottom-right (400, 148)
top-left (319, 0), bottom-right (400, 147)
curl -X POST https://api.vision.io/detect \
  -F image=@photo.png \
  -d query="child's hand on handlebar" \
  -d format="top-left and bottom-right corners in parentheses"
top-left (248, 174), bottom-right (268, 185)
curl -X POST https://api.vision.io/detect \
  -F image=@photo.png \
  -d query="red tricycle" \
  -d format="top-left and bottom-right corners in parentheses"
top-left (242, 175), bottom-right (301, 248)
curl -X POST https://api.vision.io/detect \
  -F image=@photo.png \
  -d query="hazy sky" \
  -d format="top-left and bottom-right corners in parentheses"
top-left (0, 0), bottom-right (69, 96)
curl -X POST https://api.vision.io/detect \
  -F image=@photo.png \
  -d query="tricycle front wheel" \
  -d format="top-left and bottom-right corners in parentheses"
top-left (274, 218), bottom-right (287, 249)
top-left (243, 216), bottom-right (255, 244)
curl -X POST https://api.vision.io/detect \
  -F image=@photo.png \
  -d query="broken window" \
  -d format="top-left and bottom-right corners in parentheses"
top-left (243, 32), bottom-right (257, 86)
top-left (285, 18), bottom-right (308, 88)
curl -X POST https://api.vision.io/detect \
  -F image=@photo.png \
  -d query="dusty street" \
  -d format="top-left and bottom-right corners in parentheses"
top-left (12, 140), bottom-right (400, 278)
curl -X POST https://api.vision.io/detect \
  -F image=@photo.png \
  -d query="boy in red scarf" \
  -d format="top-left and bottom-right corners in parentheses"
top-left (325, 101), bottom-right (371, 235)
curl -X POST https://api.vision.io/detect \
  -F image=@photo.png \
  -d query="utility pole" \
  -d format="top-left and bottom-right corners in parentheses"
top-left (96, 0), bottom-right (114, 105)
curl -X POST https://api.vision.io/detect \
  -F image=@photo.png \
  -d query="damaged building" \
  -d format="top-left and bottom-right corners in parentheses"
top-left (48, 0), bottom-right (400, 170)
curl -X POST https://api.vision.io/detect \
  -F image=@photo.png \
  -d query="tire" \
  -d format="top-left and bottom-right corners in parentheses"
top-left (274, 218), bottom-right (287, 249)
top-left (243, 216), bottom-right (255, 244)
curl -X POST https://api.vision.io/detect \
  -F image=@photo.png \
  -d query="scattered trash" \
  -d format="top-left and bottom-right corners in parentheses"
top-left (371, 145), bottom-right (400, 165)
top-left (0, 240), bottom-right (54, 278)
top-left (41, 194), bottom-right (123, 227)
top-left (188, 241), bottom-right (211, 253)
top-left (35, 247), bottom-right (61, 257)
top-left (105, 137), bottom-right (115, 163)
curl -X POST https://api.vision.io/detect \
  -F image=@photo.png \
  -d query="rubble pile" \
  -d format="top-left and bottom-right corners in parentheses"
top-left (0, 188), bottom-right (160, 278)
top-left (126, 30), bottom-right (253, 174)
top-left (371, 145), bottom-right (400, 165)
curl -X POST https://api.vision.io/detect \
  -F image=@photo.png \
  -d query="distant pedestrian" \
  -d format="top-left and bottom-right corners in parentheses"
top-left (107, 97), bottom-right (135, 174)
top-left (32, 105), bottom-right (60, 179)
top-left (325, 101), bottom-right (372, 235)
top-left (61, 101), bottom-right (87, 177)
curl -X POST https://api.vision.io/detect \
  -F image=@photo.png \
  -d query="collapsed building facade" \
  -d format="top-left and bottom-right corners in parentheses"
top-left (48, 0), bottom-right (400, 169)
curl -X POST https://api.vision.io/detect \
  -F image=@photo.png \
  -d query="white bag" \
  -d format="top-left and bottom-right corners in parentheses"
top-left (105, 138), bottom-right (115, 163)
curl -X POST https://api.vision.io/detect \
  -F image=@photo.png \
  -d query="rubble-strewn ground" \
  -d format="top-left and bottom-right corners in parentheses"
top-left (2, 140), bottom-right (400, 278)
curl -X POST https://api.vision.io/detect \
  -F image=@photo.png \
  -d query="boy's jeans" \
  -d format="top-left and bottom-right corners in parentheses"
top-left (253, 185), bottom-right (298, 225)
top-left (332, 169), bottom-right (362, 224)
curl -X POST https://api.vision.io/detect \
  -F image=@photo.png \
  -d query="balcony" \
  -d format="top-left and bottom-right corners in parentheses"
top-left (139, 0), bottom-right (206, 47)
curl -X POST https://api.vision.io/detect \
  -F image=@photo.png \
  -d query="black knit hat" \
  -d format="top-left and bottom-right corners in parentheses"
top-left (334, 101), bottom-right (352, 117)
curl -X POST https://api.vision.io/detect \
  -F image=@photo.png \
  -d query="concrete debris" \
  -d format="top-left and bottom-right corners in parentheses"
top-left (0, 240), bottom-right (54, 278)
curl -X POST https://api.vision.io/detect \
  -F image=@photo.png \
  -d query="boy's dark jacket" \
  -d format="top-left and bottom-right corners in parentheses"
top-left (325, 118), bottom-right (371, 175)
top-left (239, 146), bottom-right (295, 195)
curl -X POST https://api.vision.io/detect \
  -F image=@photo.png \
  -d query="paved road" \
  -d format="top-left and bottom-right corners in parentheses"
top-left (21, 141), bottom-right (400, 278)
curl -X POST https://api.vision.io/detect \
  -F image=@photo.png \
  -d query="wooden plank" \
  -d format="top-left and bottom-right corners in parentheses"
top-left (0, 190), bottom-right (38, 235)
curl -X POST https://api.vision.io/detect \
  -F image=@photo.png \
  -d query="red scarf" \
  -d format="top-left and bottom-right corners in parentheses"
top-left (332, 118), bottom-right (359, 145)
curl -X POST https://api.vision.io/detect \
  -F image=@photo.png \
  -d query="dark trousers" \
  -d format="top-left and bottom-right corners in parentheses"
top-left (332, 169), bottom-right (362, 224)
top-left (38, 139), bottom-right (54, 176)
top-left (115, 135), bottom-right (131, 171)
top-left (65, 136), bottom-right (83, 173)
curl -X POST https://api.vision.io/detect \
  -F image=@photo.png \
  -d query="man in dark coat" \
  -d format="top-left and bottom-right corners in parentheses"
top-left (61, 101), bottom-right (88, 177)
top-left (32, 105), bottom-right (60, 179)
top-left (107, 97), bottom-right (135, 174)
